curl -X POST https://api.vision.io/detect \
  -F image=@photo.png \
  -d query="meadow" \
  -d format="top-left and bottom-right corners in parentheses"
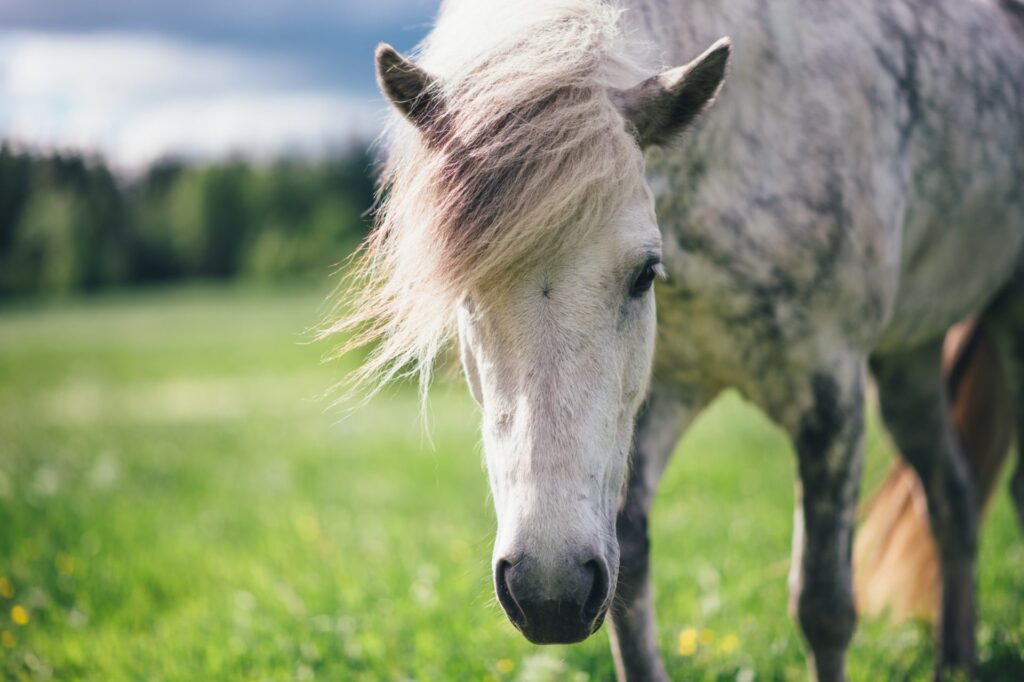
top-left (0, 285), bottom-right (1021, 681)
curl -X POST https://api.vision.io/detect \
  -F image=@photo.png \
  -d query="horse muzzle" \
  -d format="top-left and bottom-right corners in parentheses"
top-left (494, 551), bottom-right (611, 644)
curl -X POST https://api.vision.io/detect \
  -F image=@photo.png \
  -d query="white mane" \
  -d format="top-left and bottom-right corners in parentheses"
top-left (323, 1), bottom-right (651, 401)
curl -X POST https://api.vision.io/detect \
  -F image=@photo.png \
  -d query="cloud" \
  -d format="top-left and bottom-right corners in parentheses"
top-left (0, 31), bottom-right (386, 168)
top-left (113, 93), bottom-right (381, 164)
top-left (0, 1), bottom-right (438, 30)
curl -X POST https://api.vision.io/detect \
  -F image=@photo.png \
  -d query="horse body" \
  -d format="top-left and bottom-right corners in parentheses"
top-left (615, 3), bottom-right (1024, 679)
top-left (355, 1), bottom-right (1024, 679)
top-left (630, 0), bottom-right (1024, 414)
top-left (616, 3), bottom-right (1024, 679)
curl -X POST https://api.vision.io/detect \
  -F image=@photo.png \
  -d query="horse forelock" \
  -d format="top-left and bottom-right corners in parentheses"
top-left (326, 1), bottom-right (648, 401)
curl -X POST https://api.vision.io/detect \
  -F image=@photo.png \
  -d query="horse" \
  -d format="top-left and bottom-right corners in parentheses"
top-left (326, 0), bottom-right (1024, 679)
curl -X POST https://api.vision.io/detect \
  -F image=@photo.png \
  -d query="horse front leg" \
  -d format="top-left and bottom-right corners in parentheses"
top-left (785, 359), bottom-right (866, 682)
top-left (608, 385), bottom-right (695, 682)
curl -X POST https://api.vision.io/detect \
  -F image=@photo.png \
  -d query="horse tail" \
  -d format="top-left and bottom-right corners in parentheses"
top-left (853, 319), bottom-right (1015, 622)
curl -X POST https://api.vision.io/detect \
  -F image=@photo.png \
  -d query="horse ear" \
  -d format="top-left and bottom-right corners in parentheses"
top-left (613, 37), bottom-right (730, 147)
top-left (375, 43), bottom-right (441, 129)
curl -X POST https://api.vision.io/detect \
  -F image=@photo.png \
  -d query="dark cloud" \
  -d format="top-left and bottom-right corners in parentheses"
top-left (0, 1), bottom-right (439, 94)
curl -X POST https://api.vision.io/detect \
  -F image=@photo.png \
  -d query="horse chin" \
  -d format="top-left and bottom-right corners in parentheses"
top-left (513, 607), bottom-right (609, 645)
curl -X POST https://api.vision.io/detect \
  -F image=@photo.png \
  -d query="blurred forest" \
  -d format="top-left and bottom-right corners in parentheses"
top-left (0, 143), bottom-right (376, 297)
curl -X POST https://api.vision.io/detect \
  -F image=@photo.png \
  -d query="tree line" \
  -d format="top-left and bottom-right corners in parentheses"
top-left (0, 144), bottom-right (377, 297)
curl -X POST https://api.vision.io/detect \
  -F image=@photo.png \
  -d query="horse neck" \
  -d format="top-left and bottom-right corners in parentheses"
top-left (623, 0), bottom-right (771, 62)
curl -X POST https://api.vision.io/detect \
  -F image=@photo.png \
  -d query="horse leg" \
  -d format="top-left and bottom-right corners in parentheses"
top-left (1013, 454), bottom-right (1024, 532)
top-left (871, 341), bottom-right (978, 679)
top-left (984, 283), bottom-right (1024, 533)
top-left (786, 358), bottom-right (866, 682)
top-left (608, 385), bottom-right (693, 682)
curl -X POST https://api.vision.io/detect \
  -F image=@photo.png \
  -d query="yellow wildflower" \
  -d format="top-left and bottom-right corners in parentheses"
top-left (495, 658), bottom-right (514, 674)
top-left (56, 553), bottom-right (76, 576)
top-left (10, 605), bottom-right (29, 626)
top-left (678, 627), bottom-right (698, 656)
top-left (0, 577), bottom-right (12, 599)
top-left (720, 633), bottom-right (740, 654)
top-left (1, 629), bottom-right (13, 648)
top-left (699, 628), bottom-right (715, 645)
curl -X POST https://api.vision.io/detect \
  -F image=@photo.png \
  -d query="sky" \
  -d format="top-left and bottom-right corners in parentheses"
top-left (0, 1), bottom-right (441, 168)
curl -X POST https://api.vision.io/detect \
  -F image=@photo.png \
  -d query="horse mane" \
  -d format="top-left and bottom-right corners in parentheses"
top-left (321, 1), bottom-right (648, 403)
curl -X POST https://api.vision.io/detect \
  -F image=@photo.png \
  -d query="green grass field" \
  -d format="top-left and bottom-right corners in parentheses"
top-left (1, 286), bottom-right (1021, 681)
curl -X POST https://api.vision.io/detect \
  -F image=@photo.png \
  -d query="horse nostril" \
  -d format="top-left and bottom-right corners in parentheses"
top-left (494, 554), bottom-right (610, 643)
top-left (581, 559), bottom-right (609, 622)
top-left (495, 559), bottom-right (526, 628)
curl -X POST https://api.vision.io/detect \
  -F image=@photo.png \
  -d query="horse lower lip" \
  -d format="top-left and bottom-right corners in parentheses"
top-left (520, 624), bottom-right (595, 645)
top-left (509, 606), bottom-right (609, 644)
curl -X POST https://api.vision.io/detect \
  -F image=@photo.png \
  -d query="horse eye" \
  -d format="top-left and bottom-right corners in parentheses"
top-left (630, 260), bottom-right (660, 298)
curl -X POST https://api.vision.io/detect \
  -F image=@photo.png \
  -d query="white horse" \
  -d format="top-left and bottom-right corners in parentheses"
top-left (327, 1), bottom-right (1024, 679)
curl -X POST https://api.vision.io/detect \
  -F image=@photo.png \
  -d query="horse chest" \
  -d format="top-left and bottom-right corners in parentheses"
top-left (650, 276), bottom-right (822, 410)
top-left (647, 178), bottom-right (896, 410)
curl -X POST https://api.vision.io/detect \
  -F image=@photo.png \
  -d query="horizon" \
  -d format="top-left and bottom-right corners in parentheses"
top-left (0, 1), bottom-right (440, 169)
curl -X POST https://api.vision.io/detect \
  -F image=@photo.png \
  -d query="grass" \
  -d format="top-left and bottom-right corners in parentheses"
top-left (0, 285), bottom-right (1021, 681)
